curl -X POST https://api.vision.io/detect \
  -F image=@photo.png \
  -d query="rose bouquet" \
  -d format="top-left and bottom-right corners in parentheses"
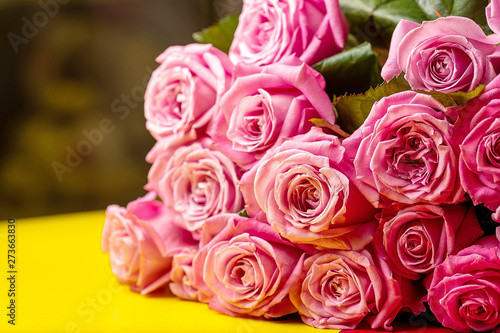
top-left (102, 0), bottom-right (500, 331)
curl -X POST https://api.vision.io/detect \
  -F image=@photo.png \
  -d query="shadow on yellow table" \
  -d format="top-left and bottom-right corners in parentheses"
top-left (0, 211), bottom-right (321, 333)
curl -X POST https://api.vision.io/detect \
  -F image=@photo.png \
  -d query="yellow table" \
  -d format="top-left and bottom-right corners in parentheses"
top-left (0, 211), bottom-right (453, 333)
top-left (0, 211), bottom-right (322, 333)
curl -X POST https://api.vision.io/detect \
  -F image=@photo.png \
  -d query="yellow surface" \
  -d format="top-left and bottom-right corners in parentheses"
top-left (0, 211), bottom-right (324, 333)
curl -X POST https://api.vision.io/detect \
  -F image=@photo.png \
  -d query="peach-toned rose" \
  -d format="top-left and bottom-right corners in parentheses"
top-left (147, 139), bottom-right (243, 239)
top-left (192, 214), bottom-right (306, 318)
top-left (102, 192), bottom-right (197, 294)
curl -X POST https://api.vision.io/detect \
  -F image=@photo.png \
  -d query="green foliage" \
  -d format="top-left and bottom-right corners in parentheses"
top-left (414, 0), bottom-right (488, 26)
top-left (192, 15), bottom-right (239, 53)
top-left (313, 42), bottom-right (383, 97)
top-left (333, 74), bottom-right (485, 134)
top-left (339, 0), bottom-right (427, 47)
top-left (237, 209), bottom-right (250, 218)
top-left (309, 118), bottom-right (351, 138)
top-left (339, 0), bottom-right (488, 47)
top-left (333, 74), bottom-right (411, 134)
top-left (417, 84), bottom-right (486, 108)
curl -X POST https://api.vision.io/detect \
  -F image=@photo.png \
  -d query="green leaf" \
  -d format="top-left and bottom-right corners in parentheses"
top-left (447, 84), bottom-right (486, 106)
top-left (310, 118), bottom-right (351, 138)
top-left (333, 73), bottom-right (485, 134)
top-left (339, 0), bottom-right (489, 48)
top-left (333, 74), bottom-right (411, 133)
top-left (414, 0), bottom-right (488, 26)
top-left (339, 0), bottom-right (428, 47)
top-left (237, 209), bottom-right (250, 218)
top-left (192, 15), bottom-right (239, 53)
top-left (416, 84), bottom-right (486, 108)
top-left (313, 42), bottom-right (383, 97)
top-left (372, 0), bottom-right (430, 42)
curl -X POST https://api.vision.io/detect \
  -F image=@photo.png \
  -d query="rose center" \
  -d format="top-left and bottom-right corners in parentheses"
top-left (237, 97), bottom-right (266, 141)
top-left (323, 272), bottom-right (350, 303)
top-left (400, 226), bottom-right (428, 258)
top-left (257, 20), bottom-right (273, 45)
top-left (329, 279), bottom-right (345, 299)
top-left (191, 179), bottom-right (207, 205)
top-left (245, 116), bottom-right (264, 137)
top-left (428, 47), bottom-right (471, 86)
top-left (231, 261), bottom-right (255, 288)
top-left (392, 125), bottom-right (437, 184)
top-left (156, 67), bottom-right (193, 123)
top-left (431, 53), bottom-right (452, 79)
top-left (485, 130), bottom-right (500, 167)
top-left (459, 290), bottom-right (495, 322)
top-left (406, 235), bottom-right (422, 249)
top-left (227, 91), bottom-right (275, 153)
top-left (287, 173), bottom-right (325, 225)
top-left (247, 12), bottom-right (275, 52)
top-left (296, 181), bottom-right (320, 211)
top-left (162, 82), bottom-right (183, 116)
top-left (186, 170), bottom-right (219, 215)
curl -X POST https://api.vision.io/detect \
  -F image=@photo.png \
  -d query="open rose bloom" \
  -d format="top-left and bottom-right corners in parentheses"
top-left (343, 91), bottom-right (466, 208)
top-left (241, 127), bottom-right (378, 250)
top-left (144, 43), bottom-right (233, 152)
top-left (192, 214), bottom-right (307, 318)
top-left (102, 192), bottom-right (197, 294)
top-left (208, 57), bottom-right (335, 170)
top-left (147, 139), bottom-right (243, 239)
top-left (229, 0), bottom-right (348, 66)
top-left (374, 203), bottom-right (483, 280)
top-left (458, 76), bottom-right (500, 222)
top-left (428, 242), bottom-right (500, 332)
top-left (289, 248), bottom-right (402, 330)
top-left (381, 17), bottom-right (500, 93)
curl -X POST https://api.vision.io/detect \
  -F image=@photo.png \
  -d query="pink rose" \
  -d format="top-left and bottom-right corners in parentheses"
top-left (169, 248), bottom-right (199, 301)
top-left (473, 233), bottom-right (500, 249)
top-left (374, 203), bottom-right (483, 280)
top-left (240, 127), bottom-right (379, 250)
top-left (459, 79), bottom-right (500, 222)
top-left (487, 0), bottom-right (500, 35)
top-left (147, 139), bottom-right (243, 239)
top-left (208, 58), bottom-right (335, 170)
top-left (144, 43), bottom-right (233, 150)
top-left (229, 0), bottom-right (348, 66)
top-left (381, 17), bottom-right (500, 92)
top-left (289, 247), bottom-right (402, 330)
top-left (192, 214), bottom-right (306, 318)
top-left (102, 192), bottom-right (197, 294)
top-left (343, 91), bottom-right (466, 208)
top-left (428, 244), bottom-right (500, 332)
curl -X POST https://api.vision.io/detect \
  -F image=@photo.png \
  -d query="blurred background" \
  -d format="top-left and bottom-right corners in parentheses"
top-left (0, 0), bottom-right (242, 219)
